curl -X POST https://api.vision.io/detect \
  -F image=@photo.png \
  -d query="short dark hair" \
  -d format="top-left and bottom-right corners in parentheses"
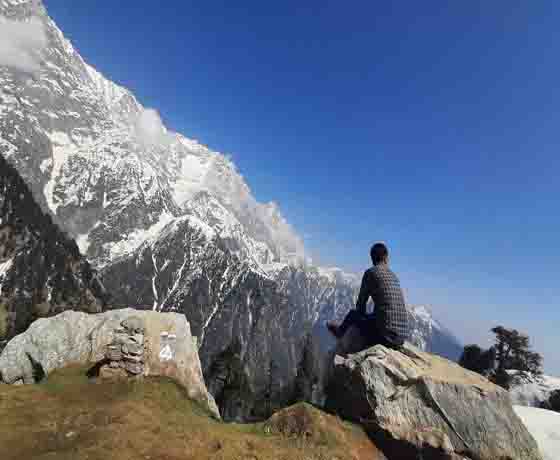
top-left (370, 242), bottom-right (389, 265)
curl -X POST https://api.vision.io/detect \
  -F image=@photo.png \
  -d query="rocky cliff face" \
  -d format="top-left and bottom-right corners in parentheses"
top-left (1, 0), bottom-right (462, 420)
top-left (0, 153), bottom-right (106, 349)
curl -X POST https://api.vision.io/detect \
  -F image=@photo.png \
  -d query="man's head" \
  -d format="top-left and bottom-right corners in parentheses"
top-left (370, 242), bottom-right (389, 265)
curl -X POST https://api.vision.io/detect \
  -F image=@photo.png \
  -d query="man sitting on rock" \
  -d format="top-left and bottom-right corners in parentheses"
top-left (327, 242), bottom-right (409, 354)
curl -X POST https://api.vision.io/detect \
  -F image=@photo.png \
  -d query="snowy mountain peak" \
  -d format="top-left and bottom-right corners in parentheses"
top-left (0, 1), bottom-right (304, 270)
top-left (0, 0), bottom-right (44, 17)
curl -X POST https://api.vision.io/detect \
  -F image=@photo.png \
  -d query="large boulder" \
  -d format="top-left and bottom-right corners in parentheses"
top-left (326, 342), bottom-right (543, 460)
top-left (0, 309), bottom-right (219, 418)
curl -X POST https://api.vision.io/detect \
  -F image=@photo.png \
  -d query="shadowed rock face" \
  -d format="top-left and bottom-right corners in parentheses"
top-left (0, 309), bottom-right (220, 418)
top-left (326, 343), bottom-right (543, 460)
top-left (0, 154), bottom-right (107, 348)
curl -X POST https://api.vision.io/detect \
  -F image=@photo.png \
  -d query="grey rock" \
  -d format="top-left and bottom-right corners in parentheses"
top-left (326, 343), bottom-right (543, 460)
top-left (123, 343), bottom-right (143, 356)
top-left (123, 354), bottom-right (142, 364)
top-left (0, 309), bottom-right (220, 419)
top-left (112, 333), bottom-right (132, 346)
top-left (99, 365), bottom-right (128, 380)
top-left (124, 362), bottom-right (143, 375)
top-left (121, 316), bottom-right (145, 334)
top-left (105, 346), bottom-right (123, 362)
top-left (129, 334), bottom-right (144, 345)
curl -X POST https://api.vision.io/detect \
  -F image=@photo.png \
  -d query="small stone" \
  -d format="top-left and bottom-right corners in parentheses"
top-left (99, 365), bottom-right (128, 380)
top-left (129, 334), bottom-right (144, 345)
top-left (125, 362), bottom-right (143, 375)
top-left (125, 343), bottom-right (143, 356)
top-left (123, 354), bottom-right (143, 363)
top-left (105, 345), bottom-right (122, 361)
top-left (113, 332), bottom-right (130, 345)
top-left (121, 316), bottom-right (145, 334)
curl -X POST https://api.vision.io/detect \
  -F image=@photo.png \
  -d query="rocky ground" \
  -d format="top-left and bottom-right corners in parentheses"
top-left (0, 365), bottom-right (384, 460)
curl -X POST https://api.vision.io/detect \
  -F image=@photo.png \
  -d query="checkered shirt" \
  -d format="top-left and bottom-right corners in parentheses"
top-left (356, 264), bottom-right (409, 345)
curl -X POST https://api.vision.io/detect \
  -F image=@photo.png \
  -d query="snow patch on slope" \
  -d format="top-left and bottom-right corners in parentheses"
top-left (43, 130), bottom-right (74, 212)
top-left (514, 406), bottom-right (560, 460)
top-left (0, 257), bottom-right (14, 292)
top-left (0, 16), bottom-right (47, 73)
top-left (104, 212), bottom-right (176, 264)
top-left (75, 233), bottom-right (90, 254)
top-left (84, 63), bottom-right (133, 113)
top-left (510, 372), bottom-right (560, 407)
top-left (317, 266), bottom-right (360, 285)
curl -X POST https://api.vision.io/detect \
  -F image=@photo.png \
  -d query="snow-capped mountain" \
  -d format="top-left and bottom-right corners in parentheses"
top-left (0, 0), bottom-right (303, 273)
top-left (0, 153), bottom-right (106, 349)
top-left (1, 0), bottom-right (463, 420)
top-left (408, 304), bottom-right (463, 360)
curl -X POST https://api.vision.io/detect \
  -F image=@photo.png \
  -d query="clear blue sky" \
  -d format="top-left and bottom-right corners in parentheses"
top-left (44, 1), bottom-right (560, 374)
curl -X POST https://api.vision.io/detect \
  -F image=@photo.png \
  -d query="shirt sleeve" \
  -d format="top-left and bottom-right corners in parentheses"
top-left (355, 270), bottom-right (370, 314)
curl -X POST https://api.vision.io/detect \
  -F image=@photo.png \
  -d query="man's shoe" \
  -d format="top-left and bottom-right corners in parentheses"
top-left (327, 321), bottom-right (341, 338)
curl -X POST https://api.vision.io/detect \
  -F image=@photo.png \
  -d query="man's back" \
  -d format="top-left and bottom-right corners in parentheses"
top-left (357, 264), bottom-right (409, 347)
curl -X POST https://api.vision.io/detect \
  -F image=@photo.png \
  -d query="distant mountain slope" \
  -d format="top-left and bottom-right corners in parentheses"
top-left (407, 304), bottom-right (463, 361)
top-left (0, 154), bottom-right (106, 349)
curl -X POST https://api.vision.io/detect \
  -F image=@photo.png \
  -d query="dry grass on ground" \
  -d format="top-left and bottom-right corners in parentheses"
top-left (0, 365), bottom-right (385, 460)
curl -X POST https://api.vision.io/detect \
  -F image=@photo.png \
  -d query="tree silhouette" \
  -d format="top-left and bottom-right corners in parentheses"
top-left (458, 326), bottom-right (543, 389)
top-left (490, 326), bottom-right (543, 389)
top-left (541, 390), bottom-right (560, 413)
top-left (459, 344), bottom-right (495, 376)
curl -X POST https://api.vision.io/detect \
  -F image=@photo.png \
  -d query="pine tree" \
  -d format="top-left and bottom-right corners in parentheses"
top-left (490, 326), bottom-right (543, 388)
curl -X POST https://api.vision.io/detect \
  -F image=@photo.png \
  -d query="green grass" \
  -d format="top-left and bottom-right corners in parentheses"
top-left (0, 365), bottom-right (384, 460)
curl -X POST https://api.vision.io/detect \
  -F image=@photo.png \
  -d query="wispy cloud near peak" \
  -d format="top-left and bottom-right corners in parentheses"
top-left (0, 16), bottom-right (47, 73)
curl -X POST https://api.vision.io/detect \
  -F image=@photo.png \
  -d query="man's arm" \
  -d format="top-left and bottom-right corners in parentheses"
top-left (355, 270), bottom-right (370, 314)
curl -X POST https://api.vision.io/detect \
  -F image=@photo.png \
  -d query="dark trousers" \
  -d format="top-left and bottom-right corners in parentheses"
top-left (337, 310), bottom-right (392, 349)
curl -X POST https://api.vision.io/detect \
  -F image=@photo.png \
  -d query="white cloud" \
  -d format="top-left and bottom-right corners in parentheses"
top-left (0, 16), bottom-right (47, 73)
top-left (134, 108), bottom-right (170, 146)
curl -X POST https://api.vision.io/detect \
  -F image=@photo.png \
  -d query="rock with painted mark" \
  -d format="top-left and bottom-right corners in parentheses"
top-left (0, 309), bottom-right (220, 419)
